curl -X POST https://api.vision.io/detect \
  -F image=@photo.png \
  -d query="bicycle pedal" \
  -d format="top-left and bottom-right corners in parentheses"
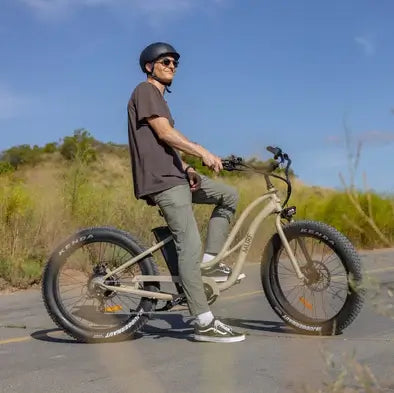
top-left (235, 273), bottom-right (246, 284)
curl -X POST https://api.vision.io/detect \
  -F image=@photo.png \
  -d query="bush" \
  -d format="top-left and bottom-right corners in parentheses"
top-left (294, 189), bottom-right (394, 248)
top-left (60, 129), bottom-right (97, 163)
top-left (1, 144), bottom-right (43, 168)
top-left (0, 179), bottom-right (32, 225)
top-left (0, 161), bottom-right (14, 175)
top-left (43, 142), bottom-right (58, 153)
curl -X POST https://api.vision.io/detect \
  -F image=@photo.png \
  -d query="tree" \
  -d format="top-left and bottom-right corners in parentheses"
top-left (0, 161), bottom-right (14, 175)
top-left (0, 144), bottom-right (43, 168)
top-left (43, 142), bottom-right (58, 153)
top-left (60, 129), bottom-right (96, 164)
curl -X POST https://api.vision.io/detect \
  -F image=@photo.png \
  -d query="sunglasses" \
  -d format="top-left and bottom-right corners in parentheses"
top-left (157, 58), bottom-right (179, 68)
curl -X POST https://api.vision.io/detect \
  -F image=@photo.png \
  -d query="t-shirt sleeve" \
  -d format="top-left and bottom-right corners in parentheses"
top-left (134, 83), bottom-right (169, 123)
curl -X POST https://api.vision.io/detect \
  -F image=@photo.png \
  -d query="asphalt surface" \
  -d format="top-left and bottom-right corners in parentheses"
top-left (0, 249), bottom-right (393, 393)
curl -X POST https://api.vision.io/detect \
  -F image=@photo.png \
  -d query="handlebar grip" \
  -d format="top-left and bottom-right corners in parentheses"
top-left (266, 146), bottom-right (276, 154)
top-left (266, 146), bottom-right (281, 156)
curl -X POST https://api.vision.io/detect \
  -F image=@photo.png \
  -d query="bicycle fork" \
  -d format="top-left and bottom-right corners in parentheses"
top-left (275, 214), bottom-right (305, 280)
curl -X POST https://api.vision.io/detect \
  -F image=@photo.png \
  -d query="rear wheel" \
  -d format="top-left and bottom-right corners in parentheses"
top-left (42, 227), bottom-right (159, 342)
top-left (261, 220), bottom-right (364, 335)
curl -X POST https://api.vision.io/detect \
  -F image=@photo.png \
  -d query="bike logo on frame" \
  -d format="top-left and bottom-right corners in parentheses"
top-left (242, 233), bottom-right (253, 253)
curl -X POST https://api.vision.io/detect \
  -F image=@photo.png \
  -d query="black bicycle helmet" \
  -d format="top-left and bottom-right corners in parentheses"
top-left (139, 42), bottom-right (180, 74)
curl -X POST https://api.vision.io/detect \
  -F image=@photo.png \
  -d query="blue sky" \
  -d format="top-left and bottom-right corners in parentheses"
top-left (0, 0), bottom-right (393, 193)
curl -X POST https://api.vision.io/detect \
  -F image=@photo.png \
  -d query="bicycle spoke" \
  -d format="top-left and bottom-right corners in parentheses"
top-left (278, 263), bottom-right (297, 274)
top-left (323, 253), bottom-right (340, 266)
top-left (59, 271), bottom-right (85, 284)
top-left (320, 243), bottom-right (327, 265)
top-left (309, 288), bottom-right (317, 319)
top-left (275, 234), bottom-right (351, 322)
top-left (60, 285), bottom-right (87, 295)
top-left (286, 285), bottom-right (304, 304)
top-left (56, 239), bottom-right (145, 331)
top-left (64, 294), bottom-right (88, 309)
top-left (326, 287), bottom-right (346, 302)
top-left (58, 282), bottom-right (84, 287)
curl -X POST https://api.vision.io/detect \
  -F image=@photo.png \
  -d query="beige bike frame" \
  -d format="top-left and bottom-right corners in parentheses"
top-left (100, 187), bottom-right (304, 301)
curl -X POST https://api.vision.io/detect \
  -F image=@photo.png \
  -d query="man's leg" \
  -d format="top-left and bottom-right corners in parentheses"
top-left (150, 183), bottom-right (245, 342)
top-left (150, 184), bottom-right (210, 317)
top-left (192, 175), bottom-right (239, 255)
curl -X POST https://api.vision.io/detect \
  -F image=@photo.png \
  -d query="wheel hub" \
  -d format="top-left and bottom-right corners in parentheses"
top-left (301, 261), bottom-right (331, 292)
top-left (87, 264), bottom-right (120, 299)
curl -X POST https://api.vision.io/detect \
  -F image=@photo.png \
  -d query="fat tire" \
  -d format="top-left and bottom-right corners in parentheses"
top-left (42, 227), bottom-right (159, 343)
top-left (261, 220), bottom-right (365, 335)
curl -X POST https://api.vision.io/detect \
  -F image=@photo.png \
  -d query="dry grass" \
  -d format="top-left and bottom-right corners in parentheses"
top-left (0, 149), bottom-right (393, 393)
top-left (300, 349), bottom-right (392, 393)
top-left (0, 153), bottom-right (393, 288)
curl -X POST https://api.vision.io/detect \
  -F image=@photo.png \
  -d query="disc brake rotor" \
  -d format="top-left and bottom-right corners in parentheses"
top-left (301, 261), bottom-right (331, 292)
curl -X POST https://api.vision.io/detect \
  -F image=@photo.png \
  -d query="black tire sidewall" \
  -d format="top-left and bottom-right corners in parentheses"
top-left (261, 220), bottom-right (364, 335)
top-left (42, 227), bottom-right (158, 342)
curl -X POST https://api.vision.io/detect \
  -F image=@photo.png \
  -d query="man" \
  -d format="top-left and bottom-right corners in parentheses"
top-left (127, 42), bottom-right (245, 343)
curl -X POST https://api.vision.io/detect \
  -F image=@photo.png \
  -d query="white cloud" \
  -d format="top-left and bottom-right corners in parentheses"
top-left (18, 0), bottom-right (223, 21)
top-left (0, 86), bottom-right (33, 120)
top-left (19, 0), bottom-right (117, 16)
top-left (355, 35), bottom-right (375, 56)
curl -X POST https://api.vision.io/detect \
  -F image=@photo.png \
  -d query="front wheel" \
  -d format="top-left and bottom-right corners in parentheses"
top-left (261, 220), bottom-right (364, 335)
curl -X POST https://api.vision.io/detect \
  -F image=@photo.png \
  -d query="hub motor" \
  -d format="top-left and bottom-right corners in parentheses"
top-left (301, 261), bottom-right (331, 292)
top-left (87, 264), bottom-right (120, 299)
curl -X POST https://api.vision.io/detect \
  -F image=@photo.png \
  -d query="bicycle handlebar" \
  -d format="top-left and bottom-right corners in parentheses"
top-left (220, 146), bottom-right (292, 207)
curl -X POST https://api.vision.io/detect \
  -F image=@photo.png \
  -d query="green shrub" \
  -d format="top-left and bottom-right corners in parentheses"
top-left (294, 190), bottom-right (394, 248)
top-left (20, 259), bottom-right (42, 284)
top-left (60, 129), bottom-right (97, 163)
top-left (43, 142), bottom-right (58, 153)
top-left (0, 179), bottom-right (32, 225)
top-left (0, 133), bottom-right (392, 290)
top-left (0, 258), bottom-right (12, 283)
top-left (0, 161), bottom-right (14, 175)
top-left (1, 144), bottom-right (43, 168)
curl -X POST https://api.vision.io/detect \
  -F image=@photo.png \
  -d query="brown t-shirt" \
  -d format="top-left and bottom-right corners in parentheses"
top-left (127, 81), bottom-right (187, 201)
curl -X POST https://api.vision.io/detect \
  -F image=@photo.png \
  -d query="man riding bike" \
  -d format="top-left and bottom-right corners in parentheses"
top-left (127, 42), bottom-right (245, 343)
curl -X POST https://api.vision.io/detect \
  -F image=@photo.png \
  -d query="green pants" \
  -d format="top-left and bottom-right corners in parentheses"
top-left (149, 175), bottom-right (239, 316)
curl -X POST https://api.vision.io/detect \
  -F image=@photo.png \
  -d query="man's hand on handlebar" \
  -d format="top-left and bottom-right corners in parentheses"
top-left (200, 146), bottom-right (290, 174)
top-left (201, 150), bottom-right (223, 173)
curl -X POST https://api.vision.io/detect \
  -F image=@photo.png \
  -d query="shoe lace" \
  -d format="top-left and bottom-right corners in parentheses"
top-left (214, 320), bottom-right (233, 334)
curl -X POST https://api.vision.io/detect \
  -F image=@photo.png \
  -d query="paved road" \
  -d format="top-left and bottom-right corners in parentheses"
top-left (0, 250), bottom-right (393, 393)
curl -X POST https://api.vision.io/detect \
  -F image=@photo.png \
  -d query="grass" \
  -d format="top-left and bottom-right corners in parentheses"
top-left (0, 145), bottom-right (393, 288)
top-left (300, 349), bottom-right (392, 393)
top-left (1, 139), bottom-right (393, 392)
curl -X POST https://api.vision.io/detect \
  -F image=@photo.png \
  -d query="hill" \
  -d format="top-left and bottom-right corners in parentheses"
top-left (0, 130), bottom-right (393, 289)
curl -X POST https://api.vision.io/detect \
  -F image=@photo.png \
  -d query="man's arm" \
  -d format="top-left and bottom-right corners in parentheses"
top-left (181, 160), bottom-right (195, 172)
top-left (181, 159), bottom-right (201, 191)
top-left (147, 116), bottom-right (223, 172)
